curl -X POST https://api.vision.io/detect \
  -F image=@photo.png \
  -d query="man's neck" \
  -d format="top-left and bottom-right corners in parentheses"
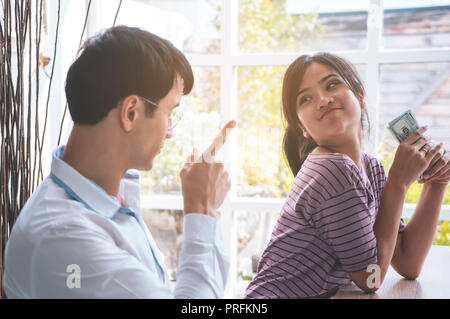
top-left (61, 125), bottom-right (126, 199)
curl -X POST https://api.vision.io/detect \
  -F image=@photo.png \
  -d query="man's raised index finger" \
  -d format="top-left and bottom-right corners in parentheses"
top-left (203, 120), bottom-right (236, 162)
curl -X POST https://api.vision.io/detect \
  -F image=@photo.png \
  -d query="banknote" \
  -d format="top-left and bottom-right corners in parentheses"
top-left (387, 110), bottom-right (419, 143)
top-left (387, 110), bottom-right (426, 180)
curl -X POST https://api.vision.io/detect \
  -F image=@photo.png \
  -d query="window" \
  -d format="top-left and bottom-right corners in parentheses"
top-left (378, 62), bottom-right (450, 204)
top-left (56, 0), bottom-right (450, 298)
top-left (383, 3), bottom-right (450, 49)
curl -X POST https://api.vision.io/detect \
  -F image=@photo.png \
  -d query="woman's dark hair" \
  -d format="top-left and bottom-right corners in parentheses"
top-left (281, 52), bottom-right (370, 176)
top-left (65, 25), bottom-right (194, 125)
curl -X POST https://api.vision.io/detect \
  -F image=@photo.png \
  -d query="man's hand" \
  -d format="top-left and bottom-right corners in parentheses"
top-left (180, 120), bottom-right (236, 219)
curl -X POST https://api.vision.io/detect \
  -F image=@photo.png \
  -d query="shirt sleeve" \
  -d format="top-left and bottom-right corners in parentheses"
top-left (301, 175), bottom-right (378, 274)
top-left (174, 213), bottom-right (230, 298)
top-left (30, 214), bottom-right (229, 298)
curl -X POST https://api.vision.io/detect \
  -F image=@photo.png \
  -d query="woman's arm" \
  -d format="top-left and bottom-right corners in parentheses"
top-left (349, 126), bottom-right (435, 292)
top-left (391, 145), bottom-right (449, 279)
top-left (349, 175), bottom-right (408, 292)
top-left (391, 182), bottom-right (447, 279)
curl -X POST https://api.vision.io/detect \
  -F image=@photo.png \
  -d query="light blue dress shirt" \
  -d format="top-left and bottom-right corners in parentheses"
top-left (2, 146), bottom-right (229, 298)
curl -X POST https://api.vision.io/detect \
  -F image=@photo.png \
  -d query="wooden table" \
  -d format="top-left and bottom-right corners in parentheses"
top-left (334, 245), bottom-right (450, 299)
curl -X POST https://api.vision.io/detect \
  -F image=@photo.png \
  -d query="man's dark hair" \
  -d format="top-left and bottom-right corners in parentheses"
top-left (65, 25), bottom-right (194, 125)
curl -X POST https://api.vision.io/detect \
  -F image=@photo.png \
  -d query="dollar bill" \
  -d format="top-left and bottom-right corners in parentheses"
top-left (387, 110), bottom-right (419, 143)
top-left (387, 110), bottom-right (425, 180)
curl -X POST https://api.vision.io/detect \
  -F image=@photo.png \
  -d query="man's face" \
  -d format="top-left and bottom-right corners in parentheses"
top-left (130, 74), bottom-right (184, 170)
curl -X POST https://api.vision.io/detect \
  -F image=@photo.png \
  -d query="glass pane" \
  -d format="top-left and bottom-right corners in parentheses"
top-left (237, 66), bottom-right (293, 198)
top-left (142, 209), bottom-right (183, 280)
top-left (97, 0), bottom-right (221, 54)
top-left (383, 3), bottom-right (450, 49)
top-left (435, 220), bottom-right (450, 246)
top-left (238, 0), bottom-right (368, 53)
top-left (140, 67), bottom-right (221, 195)
top-left (236, 210), bottom-right (278, 298)
top-left (378, 62), bottom-right (450, 204)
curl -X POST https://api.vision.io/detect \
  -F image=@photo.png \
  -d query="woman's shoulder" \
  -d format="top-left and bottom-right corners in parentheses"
top-left (303, 152), bottom-right (356, 175)
top-left (362, 152), bottom-right (387, 186)
top-left (362, 152), bottom-right (384, 169)
top-left (297, 153), bottom-right (357, 196)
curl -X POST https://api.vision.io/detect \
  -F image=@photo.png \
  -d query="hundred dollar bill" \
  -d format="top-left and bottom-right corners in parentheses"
top-left (387, 109), bottom-right (426, 180)
top-left (387, 110), bottom-right (419, 143)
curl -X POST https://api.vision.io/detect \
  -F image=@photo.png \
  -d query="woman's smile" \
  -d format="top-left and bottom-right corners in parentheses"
top-left (320, 107), bottom-right (342, 120)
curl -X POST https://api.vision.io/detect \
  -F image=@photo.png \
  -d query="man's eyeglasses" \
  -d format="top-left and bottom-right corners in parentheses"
top-left (139, 96), bottom-right (184, 129)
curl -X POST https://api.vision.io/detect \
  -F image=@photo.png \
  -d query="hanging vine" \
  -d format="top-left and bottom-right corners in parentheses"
top-left (0, 0), bottom-right (49, 299)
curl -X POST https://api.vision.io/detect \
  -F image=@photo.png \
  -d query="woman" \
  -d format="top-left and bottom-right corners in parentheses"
top-left (245, 52), bottom-right (450, 299)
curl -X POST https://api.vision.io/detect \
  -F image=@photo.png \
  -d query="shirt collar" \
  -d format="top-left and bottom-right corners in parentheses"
top-left (50, 146), bottom-right (140, 219)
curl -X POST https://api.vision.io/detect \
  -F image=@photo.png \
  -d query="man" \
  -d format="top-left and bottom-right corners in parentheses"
top-left (3, 26), bottom-right (235, 298)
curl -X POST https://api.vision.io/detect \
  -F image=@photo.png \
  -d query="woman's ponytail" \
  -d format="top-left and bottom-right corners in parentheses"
top-left (283, 125), bottom-right (317, 176)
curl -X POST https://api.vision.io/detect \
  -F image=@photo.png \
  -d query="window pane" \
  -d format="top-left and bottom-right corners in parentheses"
top-left (383, 3), bottom-right (450, 49)
top-left (238, 0), bottom-right (368, 53)
top-left (99, 0), bottom-right (221, 53)
top-left (237, 66), bottom-right (293, 198)
top-left (140, 67), bottom-right (221, 194)
top-left (142, 209), bottom-right (183, 281)
top-left (378, 62), bottom-right (450, 204)
top-left (236, 210), bottom-right (278, 298)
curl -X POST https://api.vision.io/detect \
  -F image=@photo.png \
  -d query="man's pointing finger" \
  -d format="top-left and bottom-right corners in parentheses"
top-left (202, 120), bottom-right (236, 163)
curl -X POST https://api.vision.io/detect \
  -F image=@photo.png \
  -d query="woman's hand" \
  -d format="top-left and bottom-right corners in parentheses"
top-left (389, 126), bottom-right (435, 189)
top-left (419, 143), bottom-right (450, 185)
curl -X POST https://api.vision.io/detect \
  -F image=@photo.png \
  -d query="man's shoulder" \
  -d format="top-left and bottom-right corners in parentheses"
top-left (12, 176), bottom-right (95, 240)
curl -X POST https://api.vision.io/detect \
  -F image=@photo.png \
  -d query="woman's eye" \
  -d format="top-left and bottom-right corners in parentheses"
top-left (299, 96), bottom-right (311, 105)
top-left (327, 80), bottom-right (340, 90)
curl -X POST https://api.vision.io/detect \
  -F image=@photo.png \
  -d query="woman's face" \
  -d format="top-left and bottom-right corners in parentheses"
top-left (295, 62), bottom-right (364, 147)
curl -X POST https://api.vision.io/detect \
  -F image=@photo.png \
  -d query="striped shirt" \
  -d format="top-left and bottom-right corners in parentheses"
top-left (245, 152), bottom-right (406, 299)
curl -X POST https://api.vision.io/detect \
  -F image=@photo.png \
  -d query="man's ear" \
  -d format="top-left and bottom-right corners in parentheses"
top-left (119, 95), bottom-right (140, 132)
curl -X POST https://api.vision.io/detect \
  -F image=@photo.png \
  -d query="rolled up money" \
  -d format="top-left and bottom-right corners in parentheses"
top-left (387, 110), bottom-right (425, 180)
top-left (387, 110), bottom-right (419, 143)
